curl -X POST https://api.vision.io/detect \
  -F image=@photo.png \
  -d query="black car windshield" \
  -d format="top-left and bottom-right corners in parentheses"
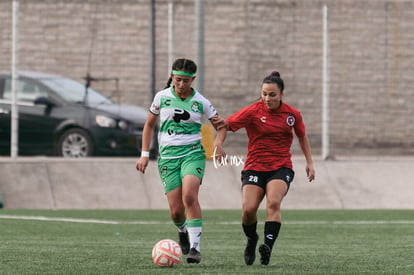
top-left (39, 77), bottom-right (112, 105)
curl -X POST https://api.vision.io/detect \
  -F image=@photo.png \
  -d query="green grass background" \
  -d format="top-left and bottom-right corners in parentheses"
top-left (0, 209), bottom-right (413, 274)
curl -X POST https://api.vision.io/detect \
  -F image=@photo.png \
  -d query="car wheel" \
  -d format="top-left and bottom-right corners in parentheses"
top-left (57, 128), bottom-right (94, 158)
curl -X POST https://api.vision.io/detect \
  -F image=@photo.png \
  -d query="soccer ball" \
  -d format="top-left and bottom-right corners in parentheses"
top-left (152, 239), bottom-right (182, 267)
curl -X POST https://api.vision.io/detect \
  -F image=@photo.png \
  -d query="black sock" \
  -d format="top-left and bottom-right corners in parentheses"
top-left (264, 221), bottom-right (281, 250)
top-left (242, 222), bottom-right (258, 240)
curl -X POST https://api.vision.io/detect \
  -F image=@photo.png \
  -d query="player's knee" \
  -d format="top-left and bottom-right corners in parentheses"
top-left (267, 200), bottom-right (281, 212)
top-left (169, 206), bottom-right (185, 222)
top-left (170, 210), bottom-right (180, 221)
top-left (242, 206), bottom-right (257, 222)
top-left (182, 194), bottom-right (198, 208)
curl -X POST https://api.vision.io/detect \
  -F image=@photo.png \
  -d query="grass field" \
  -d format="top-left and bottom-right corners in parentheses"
top-left (0, 209), bottom-right (413, 274)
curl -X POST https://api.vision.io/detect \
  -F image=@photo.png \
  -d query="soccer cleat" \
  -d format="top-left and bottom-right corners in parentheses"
top-left (244, 233), bottom-right (259, 265)
top-left (178, 231), bottom-right (190, 254)
top-left (187, 247), bottom-right (201, 264)
top-left (259, 243), bottom-right (271, 265)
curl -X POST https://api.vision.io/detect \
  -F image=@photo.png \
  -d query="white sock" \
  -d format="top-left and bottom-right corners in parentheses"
top-left (188, 226), bottom-right (202, 252)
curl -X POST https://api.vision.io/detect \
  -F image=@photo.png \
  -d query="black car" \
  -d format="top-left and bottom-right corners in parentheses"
top-left (0, 71), bottom-right (153, 158)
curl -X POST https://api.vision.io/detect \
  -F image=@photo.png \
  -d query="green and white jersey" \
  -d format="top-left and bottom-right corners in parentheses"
top-left (150, 87), bottom-right (218, 159)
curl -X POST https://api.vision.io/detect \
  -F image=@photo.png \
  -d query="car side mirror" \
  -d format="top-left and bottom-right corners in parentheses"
top-left (34, 96), bottom-right (55, 107)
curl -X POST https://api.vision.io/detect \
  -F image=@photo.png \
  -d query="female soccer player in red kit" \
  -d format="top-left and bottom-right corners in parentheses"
top-left (213, 71), bottom-right (315, 266)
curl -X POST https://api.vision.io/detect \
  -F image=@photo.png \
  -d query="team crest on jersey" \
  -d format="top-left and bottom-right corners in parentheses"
top-left (286, 115), bottom-right (295, 126)
top-left (191, 102), bottom-right (200, 112)
top-left (260, 116), bottom-right (267, 123)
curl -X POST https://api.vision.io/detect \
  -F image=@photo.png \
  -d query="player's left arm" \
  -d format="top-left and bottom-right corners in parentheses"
top-left (209, 115), bottom-right (227, 130)
top-left (294, 111), bottom-right (315, 182)
top-left (212, 119), bottom-right (228, 162)
top-left (204, 99), bottom-right (228, 161)
top-left (297, 134), bottom-right (315, 182)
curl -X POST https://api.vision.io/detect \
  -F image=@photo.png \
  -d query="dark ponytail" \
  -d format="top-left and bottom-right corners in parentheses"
top-left (164, 58), bottom-right (197, 89)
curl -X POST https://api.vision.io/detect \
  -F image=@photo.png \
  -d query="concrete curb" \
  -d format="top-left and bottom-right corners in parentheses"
top-left (0, 156), bottom-right (413, 209)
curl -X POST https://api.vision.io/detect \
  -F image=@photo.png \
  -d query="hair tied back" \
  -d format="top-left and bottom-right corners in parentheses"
top-left (271, 71), bottom-right (280, 78)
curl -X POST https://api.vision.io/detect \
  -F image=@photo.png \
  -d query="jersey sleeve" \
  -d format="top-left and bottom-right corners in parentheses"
top-left (293, 111), bottom-right (306, 138)
top-left (203, 97), bottom-right (218, 119)
top-left (226, 105), bottom-right (252, 132)
top-left (149, 91), bottom-right (162, 115)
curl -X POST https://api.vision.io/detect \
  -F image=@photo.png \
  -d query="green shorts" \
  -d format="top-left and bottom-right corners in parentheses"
top-left (158, 151), bottom-right (206, 193)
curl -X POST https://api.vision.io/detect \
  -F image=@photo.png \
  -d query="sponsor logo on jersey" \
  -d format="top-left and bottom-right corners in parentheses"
top-left (164, 99), bottom-right (171, 106)
top-left (173, 109), bottom-right (190, 122)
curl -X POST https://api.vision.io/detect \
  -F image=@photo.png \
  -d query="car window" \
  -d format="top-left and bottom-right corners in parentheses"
top-left (38, 77), bottom-right (112, 105)
top-left (3, 79), bottom-right (48, 102)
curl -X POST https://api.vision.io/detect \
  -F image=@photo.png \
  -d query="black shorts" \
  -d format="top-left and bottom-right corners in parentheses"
top-left (241, 168), bottom-right (295, 191)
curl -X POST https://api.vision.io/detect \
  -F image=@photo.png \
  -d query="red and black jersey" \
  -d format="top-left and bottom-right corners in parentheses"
top-left (227, 100), bottom-right (306, 171)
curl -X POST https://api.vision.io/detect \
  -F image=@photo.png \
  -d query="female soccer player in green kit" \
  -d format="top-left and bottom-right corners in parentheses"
top-left (136, 58), bottom-right (225, 264)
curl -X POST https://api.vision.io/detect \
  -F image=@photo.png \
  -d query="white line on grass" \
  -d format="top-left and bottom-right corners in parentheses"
top-left (0, 215), bottom-right (413, 225)
top-left (0, 215), bottom-right (168, 224)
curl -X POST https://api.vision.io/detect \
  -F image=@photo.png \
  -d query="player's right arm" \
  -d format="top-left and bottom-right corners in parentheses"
top-left (136, 112), bottom-right (158, 174)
